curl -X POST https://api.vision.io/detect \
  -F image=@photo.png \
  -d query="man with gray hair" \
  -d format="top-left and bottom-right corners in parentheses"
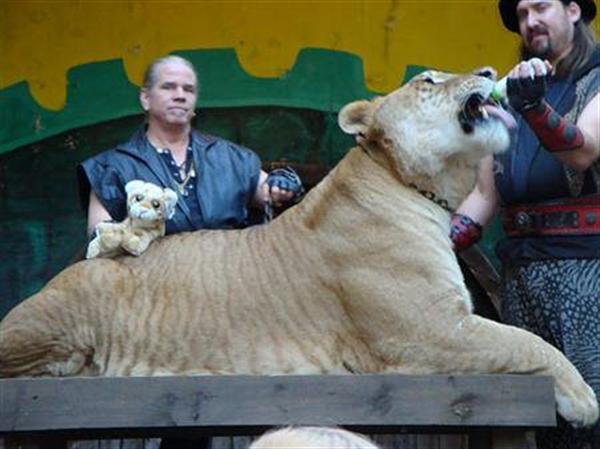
top-left (79, 55), bottom-right (303, 240)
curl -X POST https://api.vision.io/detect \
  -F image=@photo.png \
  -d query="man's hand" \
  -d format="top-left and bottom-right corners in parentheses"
top-left (266, 166), bottom-right (304, 207)
top-left (507, 58), bottom-right (552, 112)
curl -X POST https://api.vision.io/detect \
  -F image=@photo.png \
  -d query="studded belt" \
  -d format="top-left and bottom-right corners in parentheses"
top-left (502, 196), bottom-right (600, 237)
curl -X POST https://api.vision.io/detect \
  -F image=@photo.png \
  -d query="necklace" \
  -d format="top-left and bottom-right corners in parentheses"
top-left (150, 139), bottom-right (195, 196)
top-left (176, 158), bottom-right (187, 170)
top-left (174, 162), bottom-right (196, 195)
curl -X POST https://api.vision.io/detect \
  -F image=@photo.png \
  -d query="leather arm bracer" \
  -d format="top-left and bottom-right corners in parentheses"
top-left (450, 213), bottom-right (482, 252)
top-left (523, 100), bottom-right (585, 153)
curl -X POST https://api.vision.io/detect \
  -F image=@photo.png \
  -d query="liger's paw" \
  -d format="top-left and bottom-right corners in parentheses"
top-left (556, 382), bottom-right (599, 428)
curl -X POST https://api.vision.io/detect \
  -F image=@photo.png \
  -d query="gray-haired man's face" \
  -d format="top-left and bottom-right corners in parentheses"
top-left (140, 61), bottom-right (198, 128)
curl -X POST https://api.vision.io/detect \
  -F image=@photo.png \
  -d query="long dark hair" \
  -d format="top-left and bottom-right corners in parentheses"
top-left (520, 18), bottom-right (597, 78)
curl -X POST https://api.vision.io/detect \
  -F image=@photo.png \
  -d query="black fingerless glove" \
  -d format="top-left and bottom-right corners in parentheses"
top-left (507, 74), bottom-right (548, 112)
top-left (266, 166), bottom-right (305, 203)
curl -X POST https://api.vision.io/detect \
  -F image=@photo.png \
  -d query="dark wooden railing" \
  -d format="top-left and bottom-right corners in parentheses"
top-left (0, 374), bottom-right (555, 449)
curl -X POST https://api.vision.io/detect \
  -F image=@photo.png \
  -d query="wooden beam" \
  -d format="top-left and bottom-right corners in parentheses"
top-left (0, 374), bottom-right (555, 438)
top-left (491, 429), bottom-right (536, 449)
top-left (460, 245), bottom-right (502, 315)
top-left (4, 435), bottom-right (67, 449)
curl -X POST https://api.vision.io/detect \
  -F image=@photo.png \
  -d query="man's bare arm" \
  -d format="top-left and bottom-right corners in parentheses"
top-left (87, 191), bottom-right (113, 236)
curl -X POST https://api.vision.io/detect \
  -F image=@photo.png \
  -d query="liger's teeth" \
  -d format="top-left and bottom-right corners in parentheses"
top-left (480, 106), bottom-right (489, 120)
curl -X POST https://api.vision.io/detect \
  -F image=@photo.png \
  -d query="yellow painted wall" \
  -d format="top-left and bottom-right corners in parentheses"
top-left (0, 0), bottom-right (532, 111)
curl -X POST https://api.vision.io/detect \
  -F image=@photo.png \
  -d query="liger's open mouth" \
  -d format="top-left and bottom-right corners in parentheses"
top-left (458, 92), bottom-right (517, 134)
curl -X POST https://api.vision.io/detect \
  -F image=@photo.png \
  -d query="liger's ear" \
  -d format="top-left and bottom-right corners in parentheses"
top-left (338, 99), bottom-right (378, 135)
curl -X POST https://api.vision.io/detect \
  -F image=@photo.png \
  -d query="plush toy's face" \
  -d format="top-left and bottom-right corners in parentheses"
top-left (125, 180), bottom-right (178, 222)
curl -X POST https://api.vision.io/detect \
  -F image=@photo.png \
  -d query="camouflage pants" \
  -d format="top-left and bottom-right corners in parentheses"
top-left (501, 259), bottom-right (600, 449)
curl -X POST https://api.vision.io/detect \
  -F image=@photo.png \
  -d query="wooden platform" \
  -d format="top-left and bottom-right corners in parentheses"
top-left (0, 374), bottom-right (555, 449)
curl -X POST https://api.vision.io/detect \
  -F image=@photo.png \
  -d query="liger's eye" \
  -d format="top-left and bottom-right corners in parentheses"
top-left (152, 200), bottom-right (160, 209)
top-left (135, 194), bottom-right (144, 202)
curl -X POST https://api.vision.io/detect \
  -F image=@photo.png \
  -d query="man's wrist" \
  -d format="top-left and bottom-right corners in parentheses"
top-left (520, 99), bottom-right (542, 112)
top-left (523, 100), bottom-right (585, 152)
top-left (450, 213), bottom-right (482, 252)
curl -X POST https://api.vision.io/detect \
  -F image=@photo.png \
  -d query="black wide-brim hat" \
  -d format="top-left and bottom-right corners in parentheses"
top-left (499, 0), bottom-right (597, 32)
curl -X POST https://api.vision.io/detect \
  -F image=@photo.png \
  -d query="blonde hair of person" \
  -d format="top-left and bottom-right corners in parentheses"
top-left (250, 427), bottom-right (380, 449)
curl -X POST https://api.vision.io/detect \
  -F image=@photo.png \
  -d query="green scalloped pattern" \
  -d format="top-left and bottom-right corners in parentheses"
top-left (0, 47), bottom-right (427, 156)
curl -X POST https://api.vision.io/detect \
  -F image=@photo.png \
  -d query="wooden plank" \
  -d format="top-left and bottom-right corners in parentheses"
top-left (70, 442), bottom-right (99, 449)
top-left (211, 437), bottom-right (236, 449)
top-left (70, 439), bottom-right (160, 449)
top-left (4, 436), bottom-right (67, 449)
top-left (467, 431), bottom-right (492, 449)
top-left (0, 435), bottom-right (478, 449)
top-left (491, 430), bottom-right (536, 449)
top-left (459, 246), bottom-right (501, 315)
top-left (0, 375), bottom-right (555, 437)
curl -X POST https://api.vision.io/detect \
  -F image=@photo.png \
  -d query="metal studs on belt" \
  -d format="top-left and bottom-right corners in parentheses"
top-left (586, 212), bottom-right (597, 225)
top-left (514, 211), bottom-right (531, 230)
top-left (568, 211), bottom-right (580, 227)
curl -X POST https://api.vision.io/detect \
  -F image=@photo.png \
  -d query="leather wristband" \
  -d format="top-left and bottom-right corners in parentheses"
top-left (523, 100), bottom-right (584, 152)
top-left (450, 213), bottom-right (482, 252)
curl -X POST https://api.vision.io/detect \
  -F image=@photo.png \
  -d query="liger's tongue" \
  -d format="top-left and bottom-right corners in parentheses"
top-left (483, 104), bottom-right (517, 130)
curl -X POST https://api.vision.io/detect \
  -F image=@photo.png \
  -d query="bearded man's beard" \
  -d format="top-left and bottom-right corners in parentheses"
top-left (520, 39), bottom-right (552, 62)
top-left (533, 41), bottom-right (552, 59)
top-left (521, 25), bottom-right (554, 60)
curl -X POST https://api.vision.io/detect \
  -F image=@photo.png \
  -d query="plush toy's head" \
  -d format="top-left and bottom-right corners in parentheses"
top-left (125, 180), bottom-right (178, 223)
top-left (85, 181), bottom-right (177, 259)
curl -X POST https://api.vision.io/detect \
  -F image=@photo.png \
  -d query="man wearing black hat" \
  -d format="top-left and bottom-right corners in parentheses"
top-left (453, 1), bottom-right (599, 448)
